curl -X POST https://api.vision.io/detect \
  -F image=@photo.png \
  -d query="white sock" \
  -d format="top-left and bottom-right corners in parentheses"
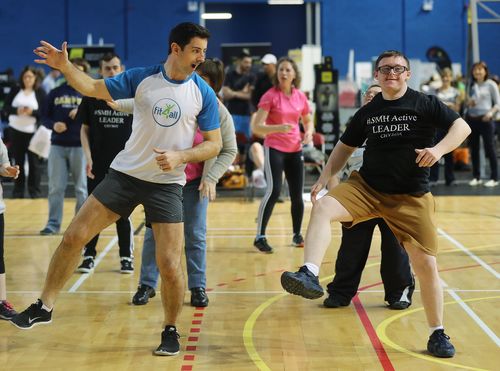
top-left (41, 302), bottom-right (53, 312)
top-left (304, 262), bottom-right (319, 276)
top-left (429, 325), bottom-right (444, 334)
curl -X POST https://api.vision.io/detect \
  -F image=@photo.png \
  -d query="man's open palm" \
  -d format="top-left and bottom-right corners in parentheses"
top-left (34, 41), bottom-right (69, 70)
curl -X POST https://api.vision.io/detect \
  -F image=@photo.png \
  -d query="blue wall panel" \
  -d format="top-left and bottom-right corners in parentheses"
top-left (1, 0), bottom-right (499, 79)
top-left (204, 3), bottom-right (306, 61)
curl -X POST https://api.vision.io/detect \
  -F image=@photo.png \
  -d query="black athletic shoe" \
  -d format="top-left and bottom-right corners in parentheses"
top-left (0, 300), bottom-right (17, 320)
top-left (120, 258), bottom-right (134, 274)
top-left (77, 257), bottom-right (95, 273)
top-left (39, 227), bottom-right (57, 236)
top-left (154, 325), bottom-right (180, 356)
top-left (292, 234), bottom-right (304, 247)
top-left (388, 300), bottom-right (411, 310)
top-left (323, 294), bottom-right (350, 308)
top-left (10, 299), bottom-right (52, 329)
top-left (281, 265), bottom-right (324, 299)
top-left (190, 287), bottom-right (209, 307)
top-left (253, 237), bottom-right (273, 254)
top-left (427, 329), bottom-right (456, 358)
top-left (132, 284), bottom-right (156, 305)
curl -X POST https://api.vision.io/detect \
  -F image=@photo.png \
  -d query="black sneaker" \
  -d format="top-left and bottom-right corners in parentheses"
top-left (120, 258), bottom-right (134, 274)
top-left (427, 329), bottom-right (456, 358)
top-left (281, 265), bottom-right (324, 299)
top-left (10, 299), bottom-right (52, 329)
top-left (254, 237), bottom-right (273, 253)
top-left (388, 300), bottom-right (411, 310)
top-left (39, 227), bottom-right (57, 236)
top-left (132, 284), bottom-right (156, 305)
top-left (77, 257), bottom-right (95, 273)
top-left (0, 300), bottom-right (17, 320)
top-left (154, 325), bottom-right (180, 356)
top-left (323, 294), bottom-right (350, 308)
top-left (292, 233), bottom-right (304, 247)
top-left (190, 287), bottom-right (209, 307)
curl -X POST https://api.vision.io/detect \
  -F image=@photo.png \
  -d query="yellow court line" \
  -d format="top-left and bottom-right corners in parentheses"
top-left (242, 263), bottom-right (386, 370)
top-left (242, 271), bottom-right (344, 370)
top-left (377, 296), bottom-right (500, 371)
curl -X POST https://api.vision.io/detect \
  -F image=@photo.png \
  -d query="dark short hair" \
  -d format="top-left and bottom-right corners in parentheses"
top-left (70, 58), bottom-right (90, 73)
top-left (272, 57), bottom-right (301, 89)
top-left (168, 22), bottom-right (210, 54)
top-left (238, 51), bottom-right (251, 60)
top-left (99, 52), bottom-right (121, 67)
top-left (196, 58), bottom-right (225, 93)
top-left (19, 65), bottom-right (41, 90)
top-left (471, 61), bottom-right (489, 81)
top-left (375, 50), bottom-right (411, 70)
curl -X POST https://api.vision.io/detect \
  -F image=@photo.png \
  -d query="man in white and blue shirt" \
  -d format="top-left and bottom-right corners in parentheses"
top-left (12, 22), bottom-right (222, 357)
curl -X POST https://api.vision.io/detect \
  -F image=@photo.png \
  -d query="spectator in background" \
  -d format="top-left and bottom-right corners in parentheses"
top-left (222, 52), bottom-right (255, 154)
top-left (2, 66), bottom-right (46, 198)
top-left (429, 67), bottom-right (462, 186)
top-left (39, 58), bottom-right (89, 235)
top-left (466, 61), bottom-right (500, 187)
top-left (128, 58), bottom-right (237, 308)
top-left (41, 68), bottom-right (62, 94)
top-left (0, 137), bottom-right (20, 320)
top-left (76, 53), bottom-right (134, 274)
top-left (252, 57), bottom-right (313, 253)
top-left (252, 54), bottom-right (277, 109)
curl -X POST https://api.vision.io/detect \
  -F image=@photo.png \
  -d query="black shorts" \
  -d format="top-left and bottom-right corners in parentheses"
top-left (92, 169), bottom-right (183, 224)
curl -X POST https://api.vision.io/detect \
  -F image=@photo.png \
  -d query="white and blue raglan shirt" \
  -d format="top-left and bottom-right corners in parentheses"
top-left (104, 64), bottom-right (219, 185)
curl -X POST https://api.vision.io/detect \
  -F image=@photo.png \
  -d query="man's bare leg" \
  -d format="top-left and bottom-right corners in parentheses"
top-left (281, 195), bottom-right (353, 299)
top-left (40, 196), bottom-right (120, 308)
top-left (403, 242), bottom-right (443, 327)
top-left (152, 222), bottom-right (185, 327)
top-left (304, 195), bottom-right (353, 267)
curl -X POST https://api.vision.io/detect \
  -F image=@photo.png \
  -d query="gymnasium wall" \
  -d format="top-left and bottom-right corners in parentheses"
top-left (1, 0), bottom-right (499, 77)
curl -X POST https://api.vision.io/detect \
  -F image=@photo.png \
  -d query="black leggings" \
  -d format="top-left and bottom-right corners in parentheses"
top-left (0, 214), bottom-right (5, 273)
top-left (256, 147), bottom-right (304, 236)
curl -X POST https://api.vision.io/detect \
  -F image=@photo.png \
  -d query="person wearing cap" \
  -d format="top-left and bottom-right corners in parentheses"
top-left (252, 53), bottom-right (277, 109)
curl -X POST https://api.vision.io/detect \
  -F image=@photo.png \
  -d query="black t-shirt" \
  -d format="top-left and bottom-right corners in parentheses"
top-left (223, 69), bottom-right (255, 115)
top-left (251, 72), bottom-right (273, 108)
top-left (341, 88), bottom-right (459, 194)
top-left (75, 97), bottom-right (133, 174)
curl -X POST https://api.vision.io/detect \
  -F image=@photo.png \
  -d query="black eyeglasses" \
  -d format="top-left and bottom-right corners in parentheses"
top-left (377, 65), bottom-right (408, 75)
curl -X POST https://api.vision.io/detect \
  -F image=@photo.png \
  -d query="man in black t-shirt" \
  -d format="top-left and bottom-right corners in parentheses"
top-left (222, 52), bottom-right (255, 144)
top-left (281, 50), bottom-right (471, 358)
top-left (75, 53), bottom-right (134, 274)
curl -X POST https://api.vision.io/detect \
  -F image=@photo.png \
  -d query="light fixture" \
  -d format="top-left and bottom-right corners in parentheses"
top-left (201, 13), bottom-right (232, 20)
top-left (268, 0), bottom-right (304, 5)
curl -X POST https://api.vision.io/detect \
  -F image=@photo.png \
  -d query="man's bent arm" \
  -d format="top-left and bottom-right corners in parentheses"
top-left (435, 118), bottom-right (471, 155)
top-left (180, 128), bottom-right (223, 163)
top-left (321, 141), bottom-right (357, 181)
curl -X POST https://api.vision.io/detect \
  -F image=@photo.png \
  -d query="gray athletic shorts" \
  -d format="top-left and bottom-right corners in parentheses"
top-left (92, 169), bottom-right (183, 224)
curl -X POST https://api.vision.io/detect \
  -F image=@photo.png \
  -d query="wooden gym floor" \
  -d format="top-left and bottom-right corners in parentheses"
top-left (0, 196), bottom-right (499, 370)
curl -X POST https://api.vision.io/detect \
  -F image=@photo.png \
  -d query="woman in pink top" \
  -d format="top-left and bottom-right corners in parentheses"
top-left (252, 57), bottom-right (314, 253)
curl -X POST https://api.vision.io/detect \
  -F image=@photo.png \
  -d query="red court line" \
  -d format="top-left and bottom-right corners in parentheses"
top-left (352, 294), bottom-right (395, 371)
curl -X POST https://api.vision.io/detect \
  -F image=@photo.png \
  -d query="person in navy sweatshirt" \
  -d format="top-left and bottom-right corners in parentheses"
top-left (39, 58), bottom-right (89, 235)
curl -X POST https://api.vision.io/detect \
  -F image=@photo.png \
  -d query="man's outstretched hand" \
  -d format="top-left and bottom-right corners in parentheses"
top-left (33, 41), bottom-right (70, 71)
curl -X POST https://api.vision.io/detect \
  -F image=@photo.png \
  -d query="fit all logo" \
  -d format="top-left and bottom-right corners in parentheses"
top-left (152, 98), bottom-right (181, 127)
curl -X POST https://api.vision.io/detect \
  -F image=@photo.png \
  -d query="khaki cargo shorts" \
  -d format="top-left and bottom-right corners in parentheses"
top-left (327, 172), bottom-right (438, 256)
